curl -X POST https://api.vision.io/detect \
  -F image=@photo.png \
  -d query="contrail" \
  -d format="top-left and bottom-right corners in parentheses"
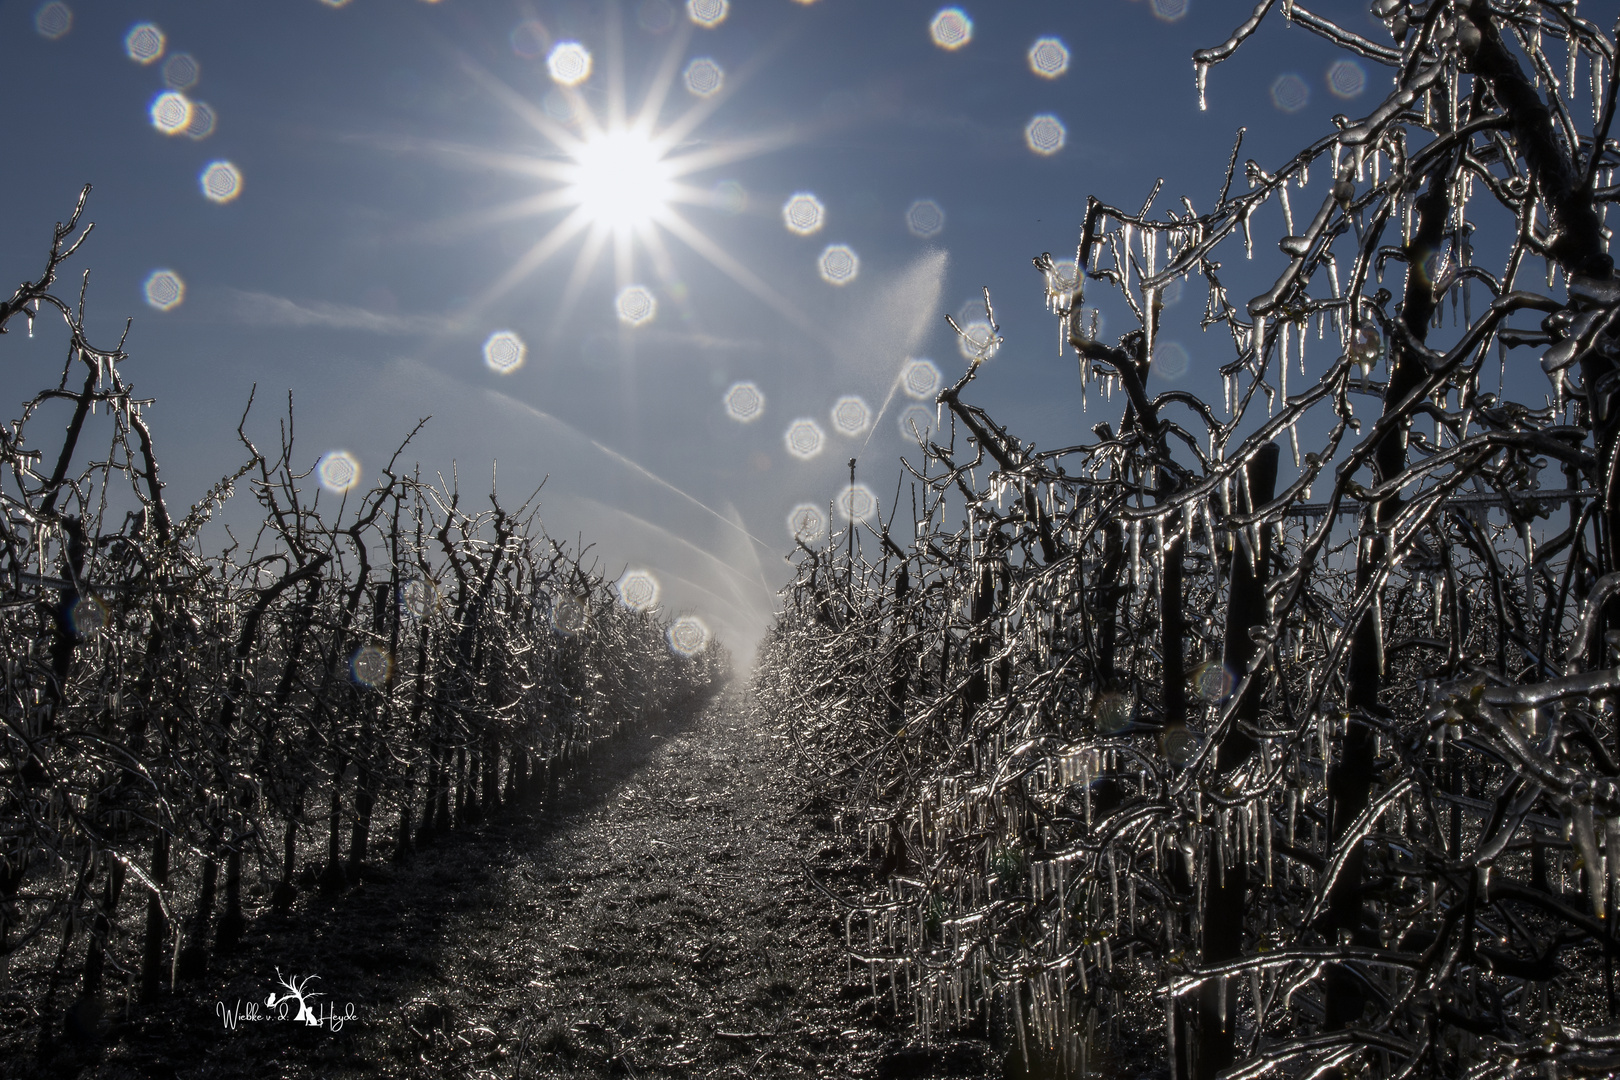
top-left (582, 434), bottom-right (776, 555)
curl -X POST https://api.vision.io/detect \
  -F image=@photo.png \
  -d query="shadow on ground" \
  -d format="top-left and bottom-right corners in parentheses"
top-left (10, 691), bottom-right (1009, 1079)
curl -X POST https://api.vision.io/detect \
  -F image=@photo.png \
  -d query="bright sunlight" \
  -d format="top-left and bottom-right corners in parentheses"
top-left (568, 128), bottom-right (674, 231)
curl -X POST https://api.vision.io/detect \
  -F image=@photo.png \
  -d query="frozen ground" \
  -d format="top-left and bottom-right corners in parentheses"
top-left (12, 690), bottom-right (999, 1079)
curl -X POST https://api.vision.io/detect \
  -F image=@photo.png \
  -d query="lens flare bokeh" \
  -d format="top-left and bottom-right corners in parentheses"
top-left (66, 594), bottom-right (107, 639)
top-left (1192, 660), bottom-right (1236, 704)
top-left (199, 160), bottom-right (241, 203)
top-left (1327, 59), bottom-right (1366, 99)
top-left (143, 270), bottom-right (185, 311)
top-left (712, 179), bottom-right (746, 214)
top-left (788, 503), bottom-right (826, 544)
top-left (399, 577), bottom-right (440, 620)
top-left (616, 569), bottom-right (660, 611)
top-left (483, 330), bottom-right (527, 373)
top-left (510, 19), bottom-right (549, 59)
top-left (831, 395), bottom-right (871, 437)
top-left (898, 404), bottom-right (936, 443)
top-left (1025, 114), bottom-right (1066, 156)
top-left (1271, 73), bottom-right (1309, 113)
top-left (785, 418), bottom-right (825, 460)
top-left (782, 192), bottom-right (825, 236)
top-left (318, 451), bottom-right (360, 493)
top-left (162, 52), bottom-right (199, 90)
top-left (1093, 689), bottom-right (1134, 733)
top-left (902, 358), bottom-right (941, 399)
top-left (616, 285), bottom-right (657, 325)
top-left (552, 594), bottom-right (589, 635)
top-left (1162, 725), bottom-right (1204, 767)
top-left (547, 41), bottom-right (592, 86)
top-left (905, 199), bottom-right (944, 238)
top-left (684, 57), bottom-right (724, 97)
top-left (125, 22), bottom-right (164, 64)
top-left (150, 91), bottom-right (191, 135)
top-left (687, 0), bottom-right (728, 28)
top-left (350, 644), bottom-right (394, 689)
top-left (35, 2), bottom-right (72, 40)
top-left (929, 8), bottom-right (972, 50)
top-left (1028, 37), bottom-right (1069, 78)
top-left (666, 615), bottom-right (710, 656)
top-left (184, 100), bottom-right (216, 140)
top-left (955, 319), bottom-right (998, 362)
top-left (818, 244), bottom-right (858, 285)
top-left (724, 381), bottom-right (764, 422)
top-left (1150, 340), bottom-right (1188, 380)
top-left (1150, 0), bottom-right (1188, 22)
top-left (837, 482), bottom-right (877, 523)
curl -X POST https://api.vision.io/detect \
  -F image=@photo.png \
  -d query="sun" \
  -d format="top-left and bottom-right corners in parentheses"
top-left (569, 128), bottom-right (675, 231)
top-left (425, 20), bottom-right (818, 343)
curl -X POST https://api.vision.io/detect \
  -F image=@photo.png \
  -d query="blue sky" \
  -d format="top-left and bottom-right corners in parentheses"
top-left (1, 0), bottom-right (1383, 660)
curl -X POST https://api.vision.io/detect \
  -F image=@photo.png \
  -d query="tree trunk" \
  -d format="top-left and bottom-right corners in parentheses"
top-left (140, 831), bottom-right (168, 1001)
top-left (1195, 443), bottom-right (1277, 1080)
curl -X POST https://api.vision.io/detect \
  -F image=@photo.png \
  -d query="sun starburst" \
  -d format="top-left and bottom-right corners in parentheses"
top-left (428, 18), bottom-right (812, 342)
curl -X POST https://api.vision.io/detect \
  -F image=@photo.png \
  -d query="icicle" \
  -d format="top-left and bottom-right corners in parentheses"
top-left (1280, 323), bottom-right (1289, 402)
top-left (1129, 519), bottom-right (1142, 586)
top-left (1574, 803), bottom-right (1605, 917)
top-left (1607, 816), bottom-right (1620, 912)
top-left (1144, 286), bottom-right (1158, 364)
top-left (1196, 60), bottom-right (1208, 111)
top-left (1109, 851), bottom-right (1120, 929)
top-left (1568, 35), bottom-right (1578, 102)
top-left (1262, 796), bottom-right (1273, 887)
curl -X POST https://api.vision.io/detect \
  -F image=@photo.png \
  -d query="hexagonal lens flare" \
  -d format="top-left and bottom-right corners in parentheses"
top-left (125, 22), bottom-right (164, 64)
top-left (143, 270), bottom-right (185, 311)
top-left (788, 503), bottom-right (826, 544)
top-left (1028, 37), bottom-right (1069, 78)
top-left (684, 57), bottom-right (723, 97)
top-left (902, 358), bottom-right (940, 399)
top-left (837, 483), bottom-right (877, 523)
top-left (818, 244), bottom-right (858, 285)
top-left (906, 199), bottom-right (944, 238)
top-left (929, 8), bottom-right (971, 50)
top-left (785, 418), bottom-right (825, 460)
top-left (150, 91), bottom-right (191, 135)
top-left (782, 192), bottom-right (825, 236)
top-left (831, 395), bottom-right (871, 437)
top-left (725, 381), bottom-right (764, 422)
top-left (1025, 114), bottom-right (1066, 156)
top-left (667, 615), bottom-right (709, 656)
top-left (199, 160), bottom-right (242, 203)
top-left (35, 3), bottom-right (72, 41)
top-left (898, 404), bottom-right (936, 443)
top-left (483, 330), bottom-right (527, 373)
top-left (616, 569), bottom-right (660, 611)
top-left (687, 0), bottom-right (728, 27)
top-left (616, 285), bottom-right (656, 325)
top-left (319, 451), bottom-right (360, 493)
top-left (547, 41), bottom-right (592, 86)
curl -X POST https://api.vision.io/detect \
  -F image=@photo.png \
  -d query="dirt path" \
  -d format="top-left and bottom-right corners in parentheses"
top-left (61, 690), bottom-right (994, 1079)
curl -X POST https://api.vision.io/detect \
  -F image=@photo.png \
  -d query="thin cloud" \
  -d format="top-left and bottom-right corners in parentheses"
top-left (226, 289), bottom-right (451, 336)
